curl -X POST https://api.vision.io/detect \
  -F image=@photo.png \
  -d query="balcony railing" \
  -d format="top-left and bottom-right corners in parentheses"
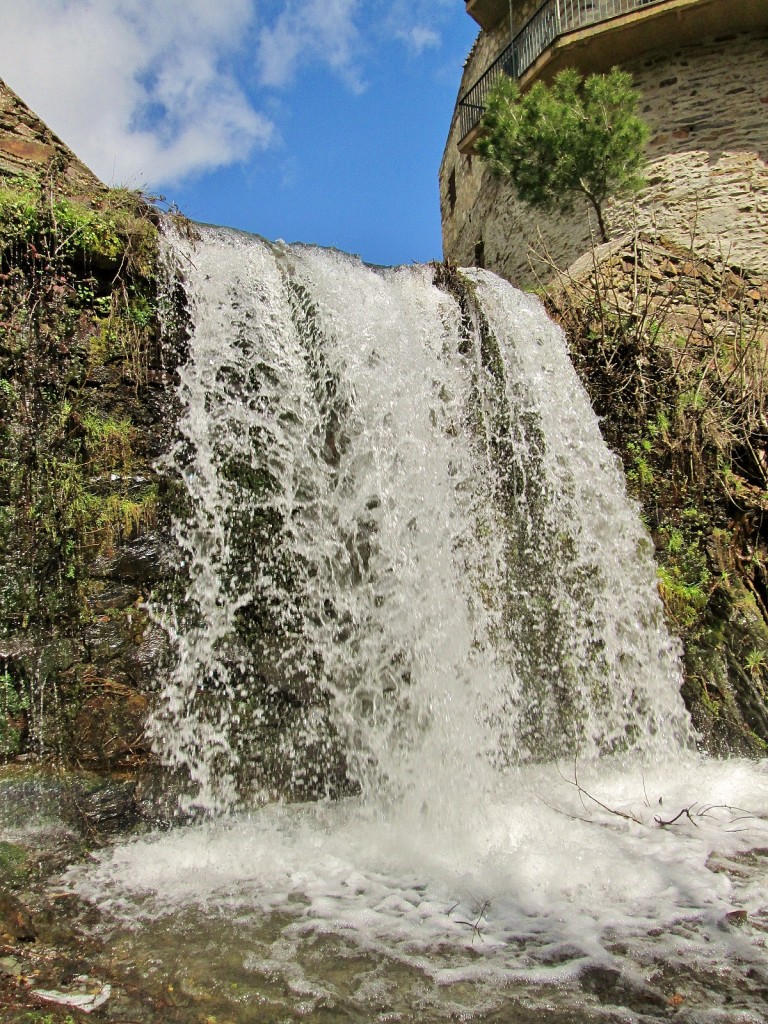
top-left (457, 0), bottom-right (663, 140)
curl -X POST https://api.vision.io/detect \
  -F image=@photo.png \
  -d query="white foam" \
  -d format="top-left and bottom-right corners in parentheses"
top-left (70, 754), bottom-right (768, 986)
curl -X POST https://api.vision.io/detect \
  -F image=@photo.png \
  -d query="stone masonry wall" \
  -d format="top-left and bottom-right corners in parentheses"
top-left (440, 29), bottom-right (768, 287)
top-left (0, 78), bottom-right (103, 199)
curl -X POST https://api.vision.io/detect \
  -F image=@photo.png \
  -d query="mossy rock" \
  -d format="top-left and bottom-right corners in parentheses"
top-left (0, 840), bottom-right (28, 888)
top-left (546, 236), bottom-right (768, 753)
top-left (1, 161), bottom-right (182, 776)
top-left (681, 575), bottom-right (768, 754)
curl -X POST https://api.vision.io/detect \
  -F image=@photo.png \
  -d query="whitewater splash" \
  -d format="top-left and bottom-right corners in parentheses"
top-left (150, 224), bottom-right (689, 813)
top-left (69, 225), bottom-right (768, 1022)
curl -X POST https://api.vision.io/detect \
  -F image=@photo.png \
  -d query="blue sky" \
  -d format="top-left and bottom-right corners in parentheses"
top-left (0, 1), bottom-right (478, 266)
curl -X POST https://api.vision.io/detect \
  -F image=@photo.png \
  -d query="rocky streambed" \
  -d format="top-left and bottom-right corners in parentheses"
top-left (2, 761), bottom-right (768, 1024)
top-left (0, 764), bottom-right (178, 1023)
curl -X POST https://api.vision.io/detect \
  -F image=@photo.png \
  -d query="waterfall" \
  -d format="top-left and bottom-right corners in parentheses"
top-left (68, 224), bottom-right (768, 1020)
top-left (150, 223), bottom-right (690, 815)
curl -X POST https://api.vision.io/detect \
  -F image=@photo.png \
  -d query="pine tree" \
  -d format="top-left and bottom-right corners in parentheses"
top-left (476, 67), bottom-right (649, 243)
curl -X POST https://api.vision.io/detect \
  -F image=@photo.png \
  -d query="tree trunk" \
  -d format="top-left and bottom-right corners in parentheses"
top-left (589, 196), bottom-right (609, 243)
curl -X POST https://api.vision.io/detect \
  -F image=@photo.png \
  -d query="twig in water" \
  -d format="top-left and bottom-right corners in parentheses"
top-left (457, 899), bottom-right (490, 943)
top-left (641, 769), bottom-right (651, 809)
top-left (557, 760), bottom-right (642, 824)
top-left (537, 795), bottom-right (594, 825)
top-left (654, 807), bottom-right (699, 828)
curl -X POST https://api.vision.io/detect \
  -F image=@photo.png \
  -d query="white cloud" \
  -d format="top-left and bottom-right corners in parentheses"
top-left (257, 0), bottom-right (364, 92)
top-left (0, 0), bottom-right (273, 187)
top-left (395, 26), bottom-right (441, 55)
top-left (0, 0), bottom-right (460, 190)
top-left (255, 0), bottom-right (458, 91)
top-left (383, 0), bottom-right (456, 55)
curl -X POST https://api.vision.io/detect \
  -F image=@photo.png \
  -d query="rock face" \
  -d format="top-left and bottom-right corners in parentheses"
top-left (440, 27), bottom-right (768, 286)
top-left (0, 78), bottom-right (104, 198)
top-left (0, 82), bottom-right (183, 784)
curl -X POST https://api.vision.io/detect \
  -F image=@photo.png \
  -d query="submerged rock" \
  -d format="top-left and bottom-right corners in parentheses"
top-left (0, 892), bottom-right (36, 942)
top-left (33, 977), bottom-right (112, 1014)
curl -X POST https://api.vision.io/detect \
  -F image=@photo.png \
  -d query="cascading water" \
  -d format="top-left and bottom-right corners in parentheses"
top-left (69, 224), bottom-right (768, 1023)
top-left (150, 224), bottom-right (689, 813)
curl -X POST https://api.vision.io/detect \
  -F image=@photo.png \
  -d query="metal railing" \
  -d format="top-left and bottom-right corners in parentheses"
top-left (457, 0), bottom-right (664, 139)
top-left (456, 43), bottom-right (518, 140)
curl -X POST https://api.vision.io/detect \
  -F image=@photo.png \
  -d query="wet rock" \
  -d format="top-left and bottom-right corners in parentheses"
top-left (37, 639), bottom-right (79, 678)
top-left (122, 617), bottom-right (169, 680)
top-left (579, 964), bottom-right (668, 1011)
top-left (87, 580), bottom-right (143, 613)
top-left (72, 684), bottom-right (149, 767)
top-left (71, 777), bottom-right (139, 831)
top-left (0, 892), bottom-right (36, 941)
top-left (0, 954), bottom-right (24, 977)
top-left (94, 535), bottom-right (168, 586)
top-left (133, 767), bottom-right (193, 824)
top-left (723, 909), bottom-right (749, 927)
top-left (12, 638), bottom-right (78, 687)
top-left (0, 765), bottom-right (140, 845)
top-left (0, 769), bottom-right (78, 841)
top-left (83, 613), bottom-right (135, 663)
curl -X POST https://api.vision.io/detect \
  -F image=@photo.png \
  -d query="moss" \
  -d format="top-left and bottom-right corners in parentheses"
top-left (0, 840), bottom-right (28, 884)
top-left (0, 175), bottom-right (157, 274)
top-left (82, 413), bottom-right (135, 467)
top-left (0, 168), bottom-right (168, 760)
top-left (91, 487), bottom-right (159, 555)
top-left (0, 173), bottom-right (160, 592)
top-left (657, 566), bottom-right (708, 630)
top-left (4, 1010), bottom-right (78, 1024)
top-left (0, 670), bottom-right (27, 757)
top-left (479, 324), bottom-right (506, 384)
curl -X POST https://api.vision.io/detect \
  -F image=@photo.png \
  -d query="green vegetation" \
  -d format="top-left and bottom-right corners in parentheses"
top-left (10, 1014), bottom-right (77, 1024)
top-left (0, 171), bottom-right (163, 759)
top-left (0, 669), bottom-right (28, 755)
top-left (0, 176), bottom-right (156, 271)
top-left (477, 68), bottom-right (649, 242)
top-left (0, 838), bottom-right (28, 882)
top-left (547, 236), bottom-right (768, 751)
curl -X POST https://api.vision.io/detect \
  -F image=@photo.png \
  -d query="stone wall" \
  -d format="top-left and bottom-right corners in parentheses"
top-left (0, 78), bottom-right (103, 199)
top-left (440, 29), bottom-right (768, 286)
top-left (512, 0), bottom-right (541, 33)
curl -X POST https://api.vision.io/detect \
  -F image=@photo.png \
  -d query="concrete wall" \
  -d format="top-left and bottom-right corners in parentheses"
top-left (440, 28), bottom-right (768, 286)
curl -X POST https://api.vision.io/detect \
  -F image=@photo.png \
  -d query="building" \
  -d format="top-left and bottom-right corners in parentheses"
top-left (440, 0), bottom-right (768, 285)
